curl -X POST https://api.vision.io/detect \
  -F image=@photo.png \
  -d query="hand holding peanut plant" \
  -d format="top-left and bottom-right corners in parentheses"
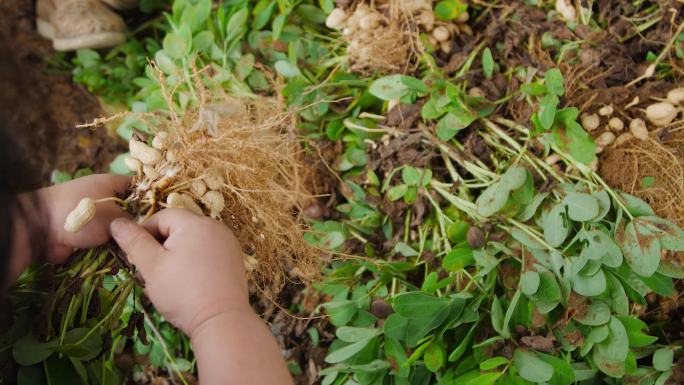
top-left (39, 174), bottom-right (131, 262)
top-left (110, 208), bottom-right (294, 385)
top-left (110, 208), bottom-right (248, 335)
top-left (7, 174), bottom-right (129, 282)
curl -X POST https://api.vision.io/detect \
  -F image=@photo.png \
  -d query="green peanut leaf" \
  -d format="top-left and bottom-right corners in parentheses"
top-left (652, 348), bottom-right (674, 372)
top-left (13, 334), bottom-right (56, 366)
top-left (639, 216), bottom-right (684, 251)
top-left (499, 166), bottom-right (527, 191)
top-left (424, 341), bottom-right (445, 372)
top-left (543, 203), bottom-right (570, 247)
top-left (621, 220), bottom-right (662, 277)
top-left (336, 327), bottom-right (380, 343)
top-left (521, 271), bottom-right (540, 295)
top-left (539, 94), bottom-right (559, 130)
top-left (476, 182), bottom-right (509, 217)
top-left (387, 184), bottom-right (408, 201)
top-left (544, 68), bottom-right (565, 96)
top-left (369, 75), bottom-right (408, 100)
top-left (434, 0), bottom-right (467, 20)
top-left (617, 316), bottom-right (658, 347)
top-left (393, 292), bottom-right (451, 319)
top-left (571, 267), bottom-right (607, 297)
top-left (435, 110), bottom-right (476, 141)
top-left (274, 60), bottom-right (302, 78)
top-left (325, 338), bottom-right (374, 363)
top-left (514, 349), bottom-right (553, 382)
top-left (576, 302), bottom-right (611, 326)
top-left (595, 317), bottom-right (629, 362)
top-left (443, 247), bottom-right (475, 271)
top-left (465, 372), bottom-right (502, 385)
top-left (479, 356), bottom-right (509, 371)
top-left (448, 323), bottom-right (477, 362)
top-left (482, 48), bottom-right (494, 78)
top-left (564, 192), bottom-right (599, 222)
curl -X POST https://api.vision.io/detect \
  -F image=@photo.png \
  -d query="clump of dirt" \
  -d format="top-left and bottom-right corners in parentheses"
top-left (600, 129), bottom-right (684, 226)
top-left (0, 0), bottom-right (124, 185)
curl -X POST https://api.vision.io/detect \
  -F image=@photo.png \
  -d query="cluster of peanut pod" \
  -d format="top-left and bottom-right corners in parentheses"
top-left (325, 0), bottom-right (471, 55)
top-left (64, 132), bottom-right (226, 233)
top-left (577, 87), bottom-right (684, 154)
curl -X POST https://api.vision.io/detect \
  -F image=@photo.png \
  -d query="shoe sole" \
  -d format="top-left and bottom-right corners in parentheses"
top-left (38, 18), bottom-right (125, 51)
top-left (53, 32), bottom-right (125, 51)
top-left (37, 19), bottom-right (55, 40)
top-left (100, 0), bottom-right (139, 10)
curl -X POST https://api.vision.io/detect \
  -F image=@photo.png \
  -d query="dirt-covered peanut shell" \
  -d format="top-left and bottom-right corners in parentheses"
top-left (458, 24), bottom-right (473, 36)
top-left (152, 132), bottom-right (170, 150)
top-left (203, 169), bottom-right (225, 190)
top-left (201, 190), bottom-right (225, 217)
top-left (432, 26), bottom-right (450, 42)
top-left (598, 105), bottom-right (613, 116)
top-left (613, 132), bottom-right (633, 147)
top-left (608, 117), bottom-right (624, 132)
top-left (456, 10), bottom-right (469, 23)
top-left (629, 118), bottom-right (648, 140)
top-left (129, 140), bottom-right (162, 165)
top-left (243, 254), bottom-right (258, 272)
top-left (596, 131), bottom-right (616, 147)
top-left (359, 14), bottom-right (380, 30)
top-left (190, 180), bottom-right (207, 197)
top-left (180, 193), bottom-right (204, 216)
top-left (64, 197), bottom-right (96, 233)
top-left (555, 0), bottom-right (576, 21)
top-left (166, 192), bottom-right (204, 216)
top-left (646, 102), bottom-right (678, 127)
top-left (166, 150), bottom-right (178, 162)
top-left (667, 87), bottom-right (684, 105)
top-left (581, 113), bottom-right (600, 131)
top-left (468, 87), bottom-right (486, 98)
top-left (165, 192), bottom-right (182, 207)
top-left (143, 165), bottom-right (160, 179)
top-left (440, 41), bottom-right (452, 54)
top-left (124, 156), bottom-right (142, 172)
top-left (325, 8), bottom-right (347, 29)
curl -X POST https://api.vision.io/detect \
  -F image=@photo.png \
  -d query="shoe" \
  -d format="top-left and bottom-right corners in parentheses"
top-left (99, 0), bottom-right (140, 10)
top-left (36, 0), bottom-right (126, 51)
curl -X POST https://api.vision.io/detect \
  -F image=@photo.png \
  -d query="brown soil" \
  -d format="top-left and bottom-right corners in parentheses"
top-left (0, 0), bottom-right (124, 187)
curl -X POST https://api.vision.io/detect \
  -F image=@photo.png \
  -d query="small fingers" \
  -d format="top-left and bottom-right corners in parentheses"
top-left (140, 207), bottom-right (203, 240)
top-left (110, 217), bottom-right (164, 276)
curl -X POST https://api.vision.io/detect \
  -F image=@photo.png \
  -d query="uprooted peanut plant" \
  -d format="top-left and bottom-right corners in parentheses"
top-left (69, 77), bottom-right (321, 294)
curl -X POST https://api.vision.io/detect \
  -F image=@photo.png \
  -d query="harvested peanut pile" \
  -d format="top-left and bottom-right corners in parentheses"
top-left (326, 0), bottom-right (470, 73)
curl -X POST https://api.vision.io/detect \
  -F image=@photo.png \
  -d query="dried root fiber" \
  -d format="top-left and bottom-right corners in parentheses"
top-left (79, 78), bottom-right (321, 297)
top-left (600, 128), bottom-right (684, 228)
top-left (328, 0), bottom-right (428, 74)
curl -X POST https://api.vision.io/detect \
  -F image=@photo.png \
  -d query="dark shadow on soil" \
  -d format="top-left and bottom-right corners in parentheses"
top-left (0, 0), bottom-right (123, 189)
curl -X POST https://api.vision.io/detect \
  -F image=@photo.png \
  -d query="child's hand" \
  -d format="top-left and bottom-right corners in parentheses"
top-left (109, 208), bottom-right (249, 337)
top-left (37, 174), bottom-right (131, 263)
top-left (111, 209), bottom-right (294, 385)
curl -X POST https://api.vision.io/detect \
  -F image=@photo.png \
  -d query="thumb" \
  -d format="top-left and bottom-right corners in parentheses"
top-left (110, 217), bottom-right (163, 275)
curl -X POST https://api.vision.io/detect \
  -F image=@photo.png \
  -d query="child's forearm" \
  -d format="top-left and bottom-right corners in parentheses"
top-left (190, 309), bottom-right (294, 385)
top-left (6, 193), bottom-right (39, 284)
top-left (6, 207), bottom-right (32, 284)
